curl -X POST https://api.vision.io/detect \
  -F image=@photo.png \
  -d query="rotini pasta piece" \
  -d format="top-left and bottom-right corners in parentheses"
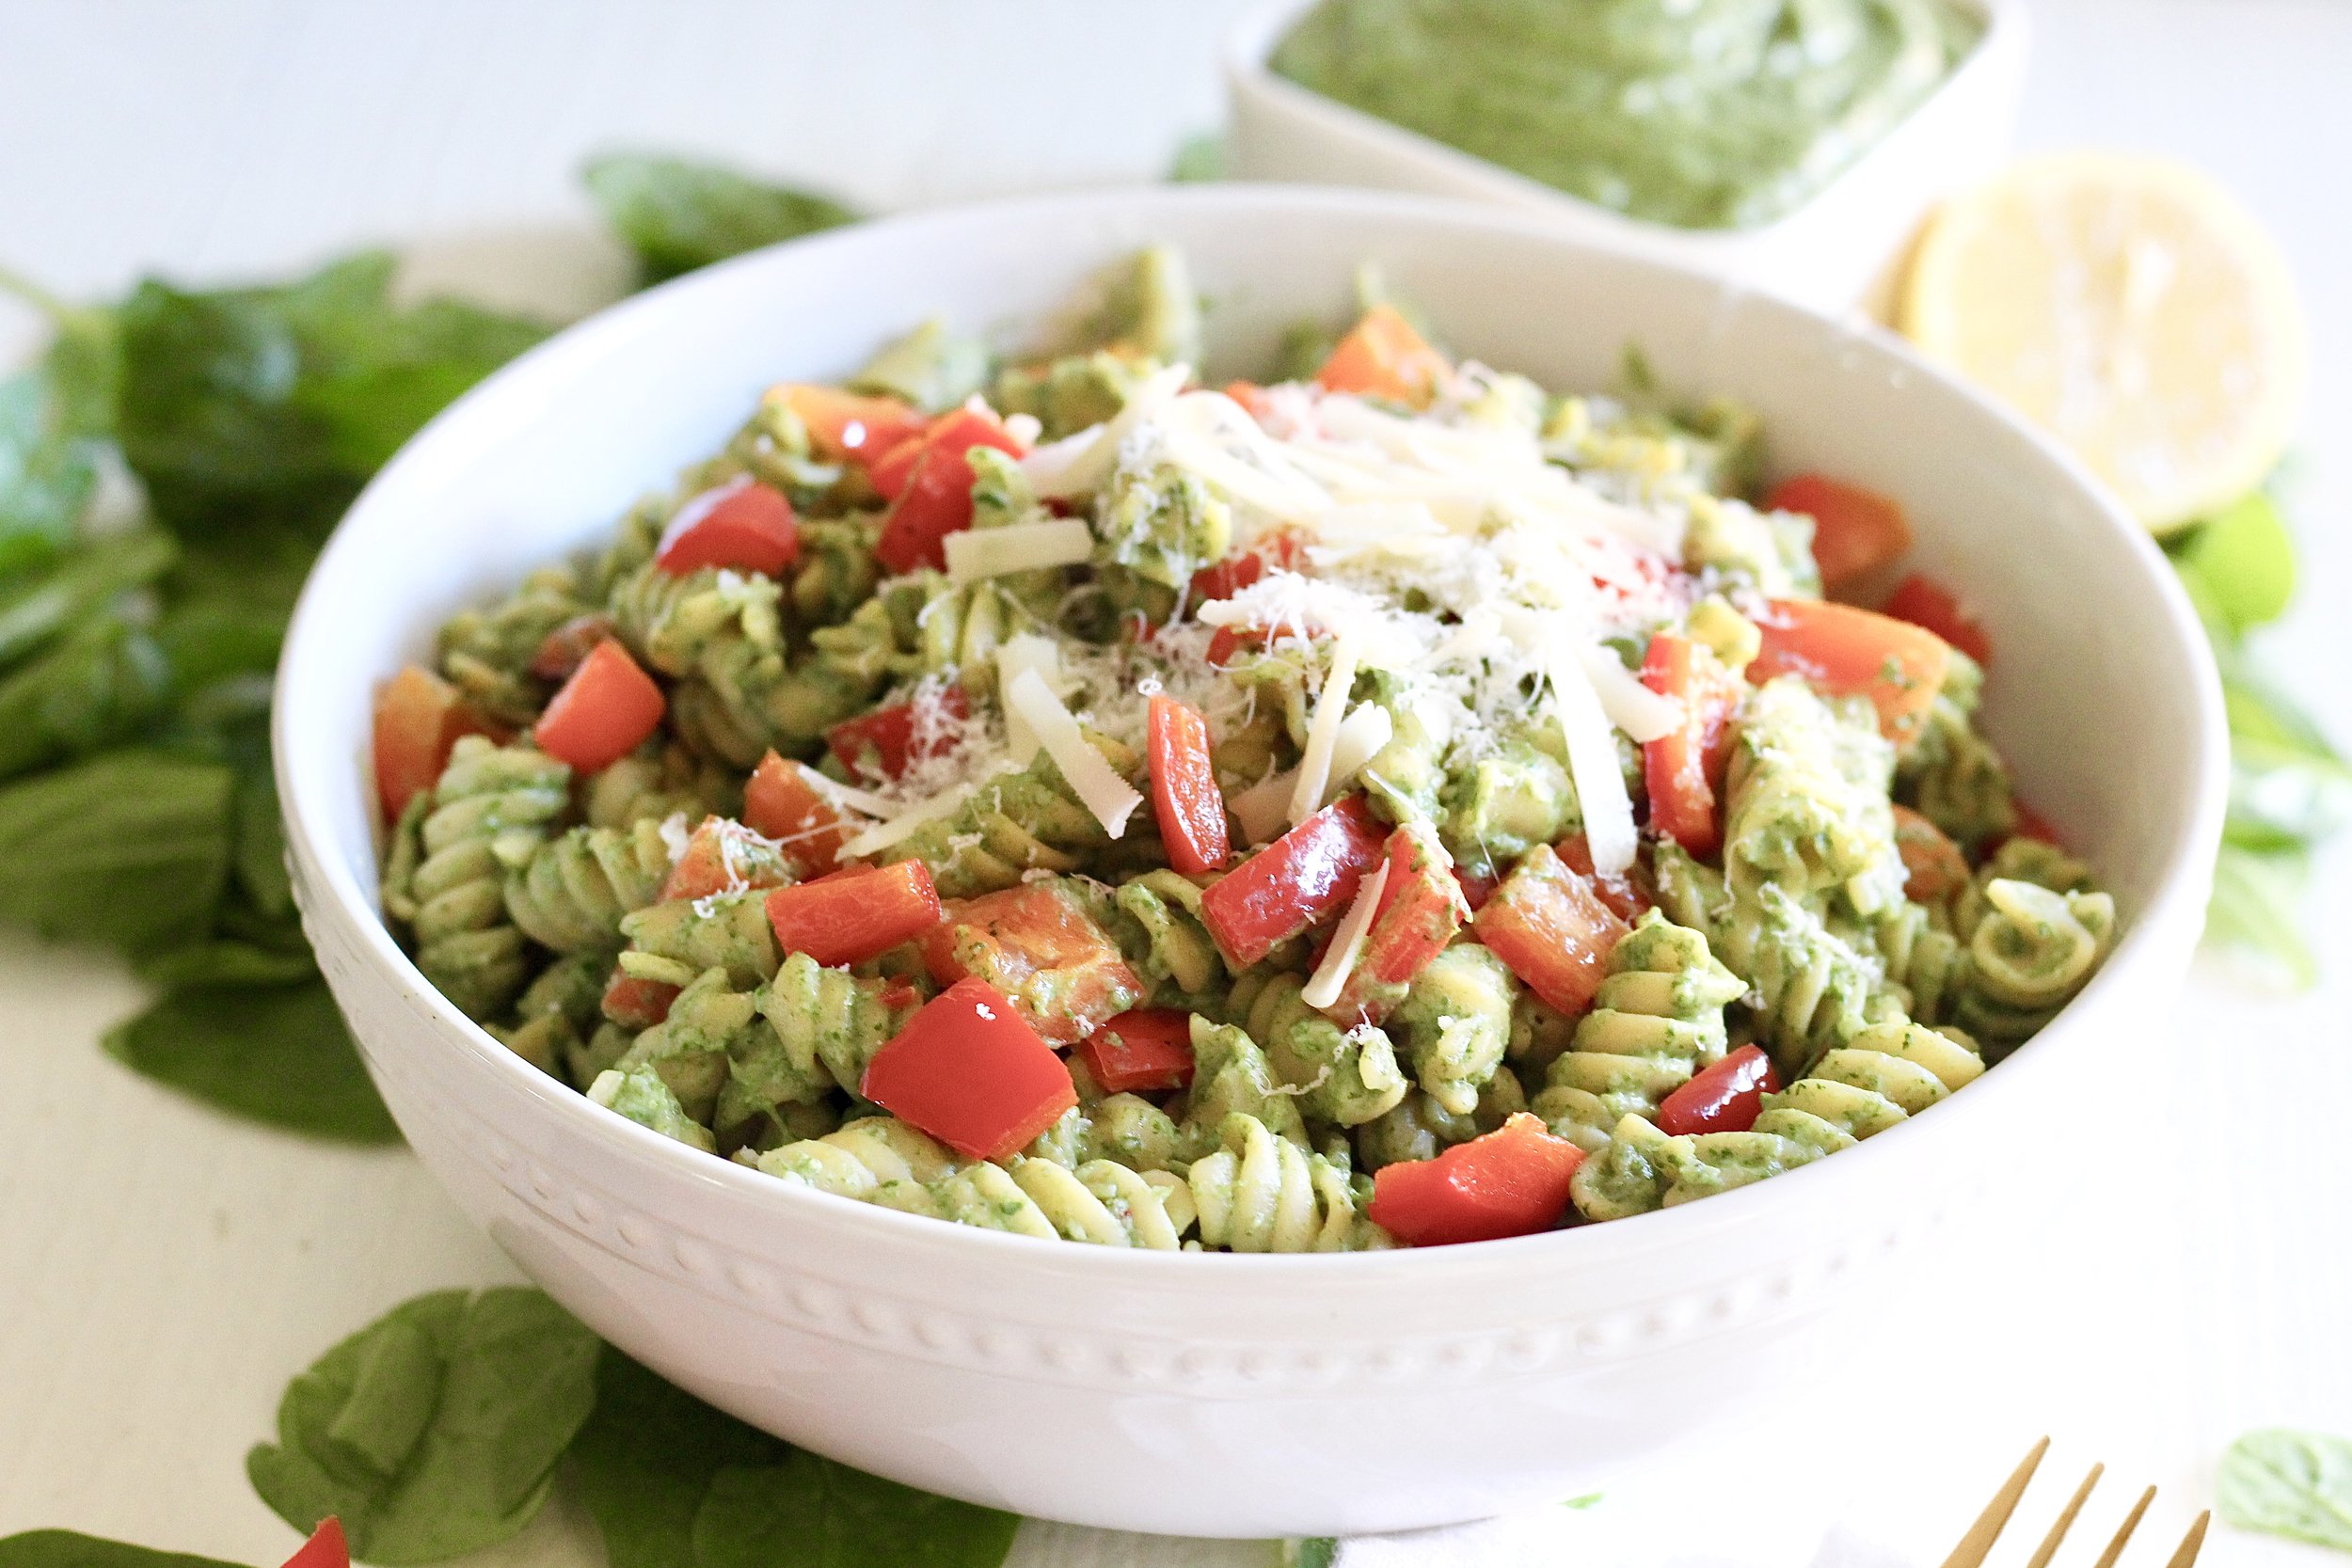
top-left (1436, 726), bottom-right (1579, 885)
top-left (1009, 1157), bottom-right (1194, 1249)
top-left (722, 395), bottom-right (847, 508)
top-left (502, 818), bottom-right (674, 953)
top-left (1895, 653), bottom-right (2017, 851)
top-left (612, 967), bottom-right (755, 1126)
top-left (383, 736), bottom-right (570, 1022)
top-left (1858, 899), bottom-right (1969, 1027)
top-left (992, 351), bottom-right (1148, 441)
top-left (1095, 461), bottom-right (1232, 589)
top-left (489, 950), bottom-right (611, 1075)
top-left (437, 565), bottom-right (590, 725)
top-left (1769, 1018), bottom-right (1984, 1138)
top-left (1357, 678), bottom-right (1451, 825)
top-left (1386, 942), bottom-right (1518, 1117)
top-left (1228, 969), bottom-right (1409, 1128)
top-left (848, 317), bottom-right (991, 412)
top-left (755, 1116), bottom-right (961, 1217)
top-left (1951, 878), bottom-right (2115, 1051)
top-left (1567, 1110), bottom-right (1835, 1221)
top-left (789, 515), bottom-right (884, 627)
top-left (1180, 1016), bottom-right (1308, 1150)
top-left (1677, 492), bottom-right (1817, 596)
top-left (581, 744), bottom-right (737, 830)
top-left (608, 557), bottom-right (787, 683)
top-left (587, 1062), bottom-right (717, 1153)
top-left (1724, 675), bottom-right (1906, 919)
top-left (1355, 1069), bottom-right (1527, 1172)
top-left (1955, 838), bottom-right (2098, 934)
top-left (749, 951), bottom-right (904, 1107)
top-left (759, 597), bottom-right (899, 748)
top-left (1111, 868), bottom-right (1232, 1005)
top-left (1532, 911), bottom-right (1746, 1150)
top-left (930, 1161), bottom-right (1060, 1240)
top-left (1187, 1113), bottom-right (1389, 1253)
top-left (1505, 988), bottom-right (1581, 1075)
top-left (887, 574), bottom-right (1042, 684)
top-left (564, 1020), bottom-right (635, 1091)
top-left (896, 749), bottom-right (1127, 898)
top-left (616, 889), bottom-right (779, 990)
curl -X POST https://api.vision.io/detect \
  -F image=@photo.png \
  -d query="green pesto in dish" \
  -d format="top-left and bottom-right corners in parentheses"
top-left (1270, 0), bottom-right (1983, 230)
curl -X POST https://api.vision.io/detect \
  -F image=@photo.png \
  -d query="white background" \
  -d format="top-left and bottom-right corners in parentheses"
top-left (2, 2), bottom-right (2348, 1564)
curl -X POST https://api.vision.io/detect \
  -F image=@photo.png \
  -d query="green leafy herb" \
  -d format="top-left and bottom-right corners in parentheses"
top-left (1562, 1492), bottom-right (1604, 1510)
top-left (692, 1452), bottom-right (1022, 1568)
top-left (103, 977), bottom-right (396, 1143)
top-left (248, 1288), bottom-right (602, 1565)
top-left (0, 1534), bottom-right (244, 1568)
top-left (0, 610), bottom-right (173, 781)
top-left (2219, 1428), bottom-right (2352, 1552)
top-left (582, 153), bottom-right (858, 285)
top-left (0, 372), bottom-right (98, 578)
top-left (1283, 1543), bottom-right (1338, 1568)
top-left (0, 528), bottom-right (175, 666)
top-left (2174, 491), bottom-right (2296, 639)
top-left (0, 747), bottom-right (233, 953)
top-left (570, 1350), bottom-right (786, 1568)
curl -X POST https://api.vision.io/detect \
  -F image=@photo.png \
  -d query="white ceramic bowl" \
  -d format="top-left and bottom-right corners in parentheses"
top-left (1223, 0), bottom-right (2028, 321)
top-left (277, 186), bottom-right (2224, 1539)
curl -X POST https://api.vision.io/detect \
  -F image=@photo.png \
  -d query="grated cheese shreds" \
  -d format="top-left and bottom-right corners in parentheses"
top-left (993, 634), bottom-right (1064, 766)
top-left (1006, 668), bottom-right (1142, 837)
top-left (1286, 632), bottom-right (1363, 829)
top-left (1325, 701), bottom-right (1394, 800)
top-left (1232, 766), bottom-right (1297, 847)
top-left (1574, 643), bottom-right (1683, 743)
top-left (835, 784), bottom-right (976, 863)
top-left (797, 764), bottom-right (892, 821)
top-left (1299, 861), bottom-right (1391, 1011)
top-left (1548, 646), bottom-right (1639, 877)
top-left (943, 518), bottom-right (1096, 583)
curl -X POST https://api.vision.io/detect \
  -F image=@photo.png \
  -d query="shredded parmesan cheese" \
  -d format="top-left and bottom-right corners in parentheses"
top-left (1286, 632), bottom-right (1363, 829)
top-left (834, 784), bottom-right (975, 862)
top-left (1006, 668), bottom-right (1142, 837)
top-left (993, 634), bottom-right (1064, 765)
top-left (1300, 861), bottom-right (1391, 1011)
top-left (1547, 646), bottom-right (1639, 877)
top-left (1326, 701), bottom-right (1394, 798)
top-left (1574, 643), bottom-right (1683, 743)
top-left (943, 518), bottom-right (1095, 583)
top-left (1232, 766), bottom-right (1296, 847)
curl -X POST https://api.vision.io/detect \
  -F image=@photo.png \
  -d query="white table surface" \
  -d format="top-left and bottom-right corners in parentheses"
top-left (3, 3), bottom-right (2348, 1563)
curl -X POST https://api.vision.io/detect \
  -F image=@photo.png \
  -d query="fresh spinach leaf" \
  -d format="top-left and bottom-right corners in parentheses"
top-left (1284, 1541), bottom-right (1338, 1568)
top-left (0, 747), bottom-right (233, 953)
top-left (0, 529), bottom-right (175, 666)
top-left (570, 1350), bottom-right (786, 1568)
top-left (0, 371), bottom-right (98, 578)
top-left (0, 610), bottom-right (174, 781)
top-left (2174, 491), bottom-right (2296, 639)
top-left (0, 1533), bottom-right (244, 1568)
top-left (103, 976), bottom-right (396, 1143)
top-left (135, 937), bottom-right (319, 989)
top-left (583, 153), bottom-right (857, 285)
top-left (248, 1288), bottom-right (602, 1564)
top-left (693, 1452), bottom-right (1021, 1568)
top-left (2219, 1428), bottom-right (2352, 1551)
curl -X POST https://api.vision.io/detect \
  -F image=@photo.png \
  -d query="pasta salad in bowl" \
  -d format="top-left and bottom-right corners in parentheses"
top-left (276, 187), bottom-right (2222, 1534)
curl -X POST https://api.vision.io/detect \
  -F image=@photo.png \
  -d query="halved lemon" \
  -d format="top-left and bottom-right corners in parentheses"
top-left (1901, 152), bottom-right (2308, 532)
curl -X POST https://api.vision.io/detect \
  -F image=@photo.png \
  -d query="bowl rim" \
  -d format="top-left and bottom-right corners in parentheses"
top-left (276, 181), bottom-right (2229, 1278)
top-left (1218, 0), bottom-right (2027, 246)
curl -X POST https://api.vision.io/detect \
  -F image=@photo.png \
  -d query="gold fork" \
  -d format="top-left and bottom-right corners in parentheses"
top-left (1940, 1438), bottom-right (2211, 1568)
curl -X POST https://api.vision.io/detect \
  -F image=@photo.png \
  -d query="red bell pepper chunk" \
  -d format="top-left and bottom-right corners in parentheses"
top-left (1076, 1007), bottom-right (1197, 1094)
top-left (1316, 305), bottom-right (1451, 407)
top-left (765, 861), bottom-right (943, 969)
top-left (1883, 572), bottom-right (1993, 666)
top-left (1471, 843), bottom-right (1630, 1018)
top-left (914, 881), bottom-right (1144, 1046)
top-left (866, 432), bottom-right (926, 502)
top-left (1554, 832), bottom-right (1651, 924)
top-left (1891, 804), bottom-right (1970, 902)
top-left (742, 751), bottom-right (852, 877)
top-left (533, 640), bottom-right (666, 774)
top-left (1187, 531), bottom-right (1306, 604)
top-left (1657, 1044), bottom-right (1782, 1137)
top-left (1639, 633), bottom-right (1743, 861)
top-left (280, 1518), bottom-right (350, 1568)
top-left (770, 383), bottom-right (930, 465)
top-left (1748, 598), bottom-right (1951, 740)
top-left (1764, 473), bottom-right (1912, 588)
top-left (1451, 865), bottom-right (1497, 913)
top-left (873, 406), bottom-right (1027, 575)
top-left (529, 613), bottom-right (618, 682)
top-left (1221, 379), bottom-right (1279, 422)
top-left (2008, 799), bottom-right (2063, 848)
top-left (825, 686), bottom-right (970, 781)
top-left (1148, 694), bottom-right (1231, 876)
top-left (372, 664), bottom-right (501, 820)
top-left (1367, 1113), bottom-right (1584, 1245)
top-left (658, 816), bottom-right (796, 903)
top-left (655, 476), bottom-right (801, 578)
top-left (861, 976), bottom-right (1077, 1161)
top-left (1327, 821), bottom-right (1469, 1023)
top-left (602, 968), bottom-right (680, 1030)
top-left (1199, 795), bottom-right (1389, 968)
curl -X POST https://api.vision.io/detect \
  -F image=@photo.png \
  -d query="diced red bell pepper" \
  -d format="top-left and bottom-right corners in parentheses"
top-left (1891, 804), bottom-right (1970, 902)
top-left (1556, 832), bottom-right (1653, 924)
top-left (873, 406), bottom-right (1027, 575)
top-left (1316, 305), bottom-right (1451, 407)
top-left (529, 613), bottom-right (618, 682)
top-left (769, 383), bottom-right (930, 465)
top-left (866, 432), bottom-right (926, 502)
top-left (659, 816), bottom-right (796, 903)
top-left (1471, 843), bottom-right (1630, 1018)
top-left (1451, 865), bottom-right (1497, 913)
top-left (1076, 1007), bottom-right (1197, 1095)
top-left (603, 968), bottom-right (680, 1030)
top-left (1199, 795), bottom-right (1389, 968)
top-left (825, 686), bottom-right (970, 781)
top-left (861, 976), bottom-right (1077, 1161)
top-left (1764, 473), bottom-right (1912, 588)
top-left (533, 640), bottom-right (666, 774)
top-left (1367, 1113), bottom-right (1585, 1246)
top-left (1639, 632), bottom-right (1742, 861)
top-left (2008, 799), bottom-right (2063, 848)
top-left (1203, 625), bottom-right (1263, 668)
top-left (765, 861), bottom-right (943, 969)
top-left (1326, 821), bottom-right (1469, 1023)
top-left (1748, 598), bottom-right (1952, 740)
top-left (1148, 694), bottom-right (1231, 876)
top-left (1883, 573), bottom-right (1993, 667)
top-left (1656, 1044), bottom-right (1782, 1137)
top-left (742, 751), bottom-right (851, 877)
top-left (280, 1517), bottom-right (350, 1568)
top-left (914, 881), bottom-right (1144, 1046)
top-left (1188, 531), bottom-right (1307, 604)
top-left (1221, 380), bottom-right (1279, 422)
top-left (655, 476), bottom-right (801, 578)
top-left (372, 664), bottom-right (501, 820)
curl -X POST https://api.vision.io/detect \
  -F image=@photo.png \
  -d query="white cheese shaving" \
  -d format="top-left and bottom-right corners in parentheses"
top-left (1548, 646), bottom-right (1639, 877)
top-left (993, 634), bottom-right (1064, 766)
top-left (1574, 642), bottom-right (1682, 743)
top-left (1326, 701), bottom-right (1394, 797)
top-left (834, 784), bottom-right (975, 862)
top-left (943, 518), bottom-right (1095, 583)
top-left (795, 765), bottom-right (892, 820)
top-left (656, 811), bottom-right (693, 863)
top-left (1024, 362), bottom-right (1190, 498)
top-left (1231, 766), bottom-right (1297, 847)
top-left (1299, 861), bottom-right (1391, 1011)
top-left (1006, 667), bottom-right (1142, 837)
top-left (1286, 633), bottom-right (1363, 829)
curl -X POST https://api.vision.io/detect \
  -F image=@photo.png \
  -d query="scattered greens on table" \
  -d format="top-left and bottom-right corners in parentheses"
top-left (2219, 1428), bottom-right (2352, 1553)
top-left (0, 152), bottom-right (855, 1141)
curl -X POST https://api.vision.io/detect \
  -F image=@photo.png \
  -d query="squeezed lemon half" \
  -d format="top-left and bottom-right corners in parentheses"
top-left (1901, 152), bottom-right (2308, 532)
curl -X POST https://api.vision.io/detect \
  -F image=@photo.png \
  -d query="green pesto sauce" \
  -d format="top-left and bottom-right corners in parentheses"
top-left (1270, 0), bottom-right (1982, 230)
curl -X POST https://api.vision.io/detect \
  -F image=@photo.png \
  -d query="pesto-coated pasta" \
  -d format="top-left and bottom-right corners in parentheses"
top-left (1534, 911), bottom-right (1746, 1150)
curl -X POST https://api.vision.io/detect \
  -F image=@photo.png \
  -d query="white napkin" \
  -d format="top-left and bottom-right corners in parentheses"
top-left (1327, 1510), bottom-right (1915, 1568)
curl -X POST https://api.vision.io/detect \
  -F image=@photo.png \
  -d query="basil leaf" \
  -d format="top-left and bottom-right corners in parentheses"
top-left (570, 1350), bottom-right (785, 1568)
top-left (0, 747), bottom-right (232, 954)
top-left (292, 294), bottom-right (547, 474)
top-left (1286, 1542), bottom-right (1338, 1568)
top-left (2174, 492), bottom-right (2296, 638)
top-left (0, 529), bottom-right (176, 666)
top-left (2220, 664), bottom-right (2352, 852)
top-left (248, 1289), bottom-right (602, 1564)
top-left (0, 1533), bottom-right (244, 1568)
top-left (0, 610), bottom-right (174, 782)
top-left (0, 371), bottom-right (97, 579)
top-left (2219, 1428), bottom-right (2352, 1551)
top-left (583, 153), bottom-right (857, 285)
top-left (103, 976), bottom-right (397, 1143)
top-left (2203, 846), bottom-right (2316, 990)
top-left (691, 1453), bottom-right (1021, 1568)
